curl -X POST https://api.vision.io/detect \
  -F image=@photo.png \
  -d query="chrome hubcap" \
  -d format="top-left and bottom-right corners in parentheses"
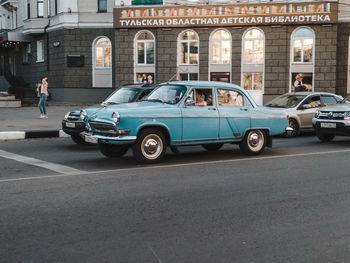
top-left (248, 130), bottom-right (264, 151)
top-left (141, 134), bottom-right (163, 160)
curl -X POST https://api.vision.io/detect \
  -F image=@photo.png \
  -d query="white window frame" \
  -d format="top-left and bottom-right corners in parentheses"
top-left (241, 28), bottom-right (265, 91)
top-left (36, 40), bottom-right (44, 63)
top-left (210, 29), bottom-right (231, 65)
top-left (291, 27), bottom-right (315, 64)
top-left (135, 30), bottom-right (155, 66)
top-left (179, 30), bottom-right (199, 66)
top-left (94, 37), bottom-right (112, 69)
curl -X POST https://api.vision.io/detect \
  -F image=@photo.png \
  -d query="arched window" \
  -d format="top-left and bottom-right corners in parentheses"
top-left (136, 31), bottom-right (155, 65)
top-left (178, 30), bottom-right (199, 81)
top-left (179, 30), bottom-right (198, 65)
top-left (95, 37), bottom-right (112, 68)
top-left (242, 28), bottom-right (265, 105)
top-left (290, 27), bottom-right (315, 92)
top-left (93, 36), bottom-right (112, 87)
top-left (211, 29), bottom-right (231, 64)
top-left (292, 27), bottom-right (314, 63)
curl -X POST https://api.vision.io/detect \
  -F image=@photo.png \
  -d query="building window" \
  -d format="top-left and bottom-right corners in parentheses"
top-left (290, 27), bottom-right (315, 92)
top-left (242, 28), bottom-right (265, 91)
top-left (27, 0), bottom-right (31, 19)
top-left (37, 0), bottom-right (44, 18)
top-left (292, 27), bottom-right (314, 63)
top-left (179, 30), bottom-right (198, 65)
top-left (36, 40), bottom-right (44, 62)
top-left (210, 29), bottom-right (231, 64)
top-left (136, 31), bottom-right (155, 65)
top-left (55, 0), bottom-right (58, 15)
top-left (95, 37), bottom-right (112, 68)
top-left (98, 0), bottom-right (107, 12)
top-left (180, 73), bottom-right (198, 81)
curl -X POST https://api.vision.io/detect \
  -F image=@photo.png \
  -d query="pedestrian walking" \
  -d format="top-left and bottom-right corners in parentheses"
top-left (38, 77), bottom-right (49, 119)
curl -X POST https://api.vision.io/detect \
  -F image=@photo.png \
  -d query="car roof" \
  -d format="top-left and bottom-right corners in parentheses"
top-left (285, 92), bottom-right (340, 96)
top-left (161, 80), bottom-right (242, 89)
top-left (121, 84), bottom-right (156, 90)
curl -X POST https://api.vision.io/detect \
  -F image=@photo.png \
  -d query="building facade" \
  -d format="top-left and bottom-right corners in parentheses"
top-left (0, 0), bottom-right (350, 104)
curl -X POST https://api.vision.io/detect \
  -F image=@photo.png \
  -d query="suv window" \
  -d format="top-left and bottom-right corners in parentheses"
top-left (217, 89), bottom-right (244, 107)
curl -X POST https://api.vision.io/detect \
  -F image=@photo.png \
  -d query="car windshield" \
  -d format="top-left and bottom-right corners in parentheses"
top-left (103, 87), bottom-right (141, 105)
top-left (340, 95), bottom-right (350, 104)
top-left (145, 85), bottom-right (187, 104)
top-left (265, 94), bottom-right (306, 108)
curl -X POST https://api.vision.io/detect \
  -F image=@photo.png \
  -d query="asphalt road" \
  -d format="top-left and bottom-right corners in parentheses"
top-left (1, 136), bottom-right (350, 262)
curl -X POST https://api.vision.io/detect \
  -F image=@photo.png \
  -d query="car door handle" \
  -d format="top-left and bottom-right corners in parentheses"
top-left (240, 108), bottom-right (248, 111)
top-left (208, 107), bottom-right (217, 111)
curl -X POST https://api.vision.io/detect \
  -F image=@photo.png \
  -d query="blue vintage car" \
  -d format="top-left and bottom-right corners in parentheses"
top-left (84, 81), bottom-right (290, 163)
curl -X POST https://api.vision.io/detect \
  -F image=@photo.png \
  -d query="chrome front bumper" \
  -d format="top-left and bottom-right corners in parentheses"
top-left (82, 132), bottom-right (137, 144)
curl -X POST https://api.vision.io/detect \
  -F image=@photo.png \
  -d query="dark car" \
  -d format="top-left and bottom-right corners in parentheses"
top-left (62, 84), bottom-right (156, 144)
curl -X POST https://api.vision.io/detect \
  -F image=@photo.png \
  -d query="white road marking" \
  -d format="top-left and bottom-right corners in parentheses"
top-left (0, 149), bottom-right (82, 175)
top-left (1, 148), bottom-right (350, 184)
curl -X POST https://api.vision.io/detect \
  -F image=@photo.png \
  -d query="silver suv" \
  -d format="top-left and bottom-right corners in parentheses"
top-left (312, 95), bottom-right (350, 142)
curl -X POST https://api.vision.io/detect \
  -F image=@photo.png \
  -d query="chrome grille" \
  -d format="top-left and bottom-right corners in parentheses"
top-left (88, 120), bottom-right (117, 136)
top-left (67, 111), bottom-right (81, 121)
top-left (318, 111), bottom-right (346, 120)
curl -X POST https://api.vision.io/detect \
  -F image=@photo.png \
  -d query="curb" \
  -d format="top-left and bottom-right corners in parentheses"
top-left (0, 130), bottom-right (70, 141)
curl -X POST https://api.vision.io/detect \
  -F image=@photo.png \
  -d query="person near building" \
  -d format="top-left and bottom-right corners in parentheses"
top-left (294, 73), bottom-right (307, 92)
top-left (38, 77), bottom-right (49, 119)
top-left (195, 90), bottom-right (207, 106)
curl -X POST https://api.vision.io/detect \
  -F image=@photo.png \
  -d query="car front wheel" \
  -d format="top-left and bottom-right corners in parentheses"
top-left (316, 132), bottom-right (335, 142)
top-left (132, 129), bottom-right (167, 163)
top-left (239, 130), bottom-right (266, 155)
top-left (288, 118), bottom-right (300, 137)
top-left (99, 144), bottom-right (129, 158)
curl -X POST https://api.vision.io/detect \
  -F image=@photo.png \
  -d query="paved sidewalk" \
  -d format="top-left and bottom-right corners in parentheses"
top-left (0, 105), bottom-right (86, 140)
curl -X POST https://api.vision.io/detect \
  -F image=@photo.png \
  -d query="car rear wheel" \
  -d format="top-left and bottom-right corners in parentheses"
top-left (132, 129), bottom-right (167, 163)
top-left (316, 132), bottom-right (335, 142)
top-left (288, 119), bottom-right (300, 137)
top-left (202, 143), bottom-right (223, 151)
top-left (71, 134), bottom-right (89, 145)
top-left (99, 144), bottom-right (129, 158)
top-left (239, 130), bottom-right (266, 155)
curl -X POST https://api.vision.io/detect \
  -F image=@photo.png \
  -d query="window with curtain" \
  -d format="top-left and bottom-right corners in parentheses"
top-left (95, 38), bottom-right (112, 68)
top-left (136, 31), bottom-right (155, 65)
top-left (179, 31), bottom-right (198, 65)
top-left (292, 27), bottom-right (314, 63)
top-left (211, 30), bottom-right (231, 64)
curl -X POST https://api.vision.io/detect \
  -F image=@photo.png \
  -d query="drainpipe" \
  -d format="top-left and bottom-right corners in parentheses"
top-left (44, 2), bottom-right (51, 72)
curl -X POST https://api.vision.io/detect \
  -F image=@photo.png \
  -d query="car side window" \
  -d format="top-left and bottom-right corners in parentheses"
top-left (321, 96), bottom-right (337, 106)
top-left (188, 88), bottom-right (213, 106)
top-left (217, 89), bottom-right (244, 107)
top-left (303, 96), bottom-right (321, 108)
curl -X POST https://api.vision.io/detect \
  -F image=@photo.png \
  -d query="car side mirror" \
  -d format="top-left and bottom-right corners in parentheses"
top-left (185, 96), bottom-right (195, 106)
top-left (302, 104), bottom-right (312, 110)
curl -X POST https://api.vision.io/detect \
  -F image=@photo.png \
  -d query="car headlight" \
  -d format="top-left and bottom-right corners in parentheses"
top-left (64, 112), bottom-right (70, 120)
top-left (314, 110), bottom-right (320, 119)
top-left (112, 112), bottom-right (120, 124)
top-left (80, 110), bottom-right (87, 121)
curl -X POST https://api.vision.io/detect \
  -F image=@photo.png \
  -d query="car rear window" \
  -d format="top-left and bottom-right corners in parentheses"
top-left (265, 94), bottom-right (306, 108)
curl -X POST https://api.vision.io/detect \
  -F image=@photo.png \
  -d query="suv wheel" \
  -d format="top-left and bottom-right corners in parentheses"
top-left (132, 129), bottom-right (167, 163)
top-left (316, 132), bottom-right (334, 142)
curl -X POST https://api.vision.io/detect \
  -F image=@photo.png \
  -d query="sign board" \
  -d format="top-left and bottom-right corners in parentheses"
top-left (114, 2), bottom-right (338, 28)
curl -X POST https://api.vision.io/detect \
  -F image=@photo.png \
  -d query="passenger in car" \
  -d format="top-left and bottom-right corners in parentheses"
top-left (195, 90), bottom-right (207, 106)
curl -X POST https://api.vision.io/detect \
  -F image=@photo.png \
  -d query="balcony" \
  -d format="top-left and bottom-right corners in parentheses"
top-left (23, 18), bottom-right (50, 35)
top-left (0, 0), bottom-right (18, 11)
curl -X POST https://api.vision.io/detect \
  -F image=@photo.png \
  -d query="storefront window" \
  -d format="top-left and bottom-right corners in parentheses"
top-left (180, 73), bottom-right (198, 81)
top-left (179, 31), bottom-right (198, 65)
top-left (292, 28), bottom-right (314, 63)
top-left (211, 29), bottom-right (231, 64)
top-left (95, 37), bottom-right (112, 68)
top-left (136, 31), bottom-right (155, 65)
top-left (136, 73), bottom-right (154, 84)
top-left (243, 73), bottom-right (263, 90)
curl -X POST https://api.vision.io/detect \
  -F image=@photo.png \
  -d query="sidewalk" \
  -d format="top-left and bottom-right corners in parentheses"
top-left (0, 105), bottom-right (86, 140)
